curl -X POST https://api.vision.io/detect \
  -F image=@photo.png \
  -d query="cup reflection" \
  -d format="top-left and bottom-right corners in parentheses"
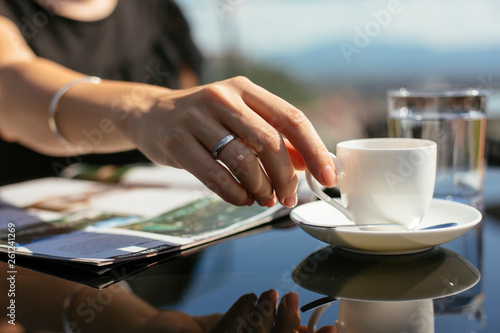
top-left (292, 246), bottom-right (480, 333)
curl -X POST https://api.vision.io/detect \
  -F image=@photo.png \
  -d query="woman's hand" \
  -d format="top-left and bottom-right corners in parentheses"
top-left (126, 76), bottom-right (337, 208)
top-left (0, 14), bottom-right (336, 207)
top-left (140, 290), bottom-right (337, 333)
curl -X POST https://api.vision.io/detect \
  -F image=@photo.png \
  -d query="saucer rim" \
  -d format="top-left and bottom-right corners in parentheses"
top-left (292, 198), bottom-right (481, 234)
top-left (290, 198), bottom-right (482, 254)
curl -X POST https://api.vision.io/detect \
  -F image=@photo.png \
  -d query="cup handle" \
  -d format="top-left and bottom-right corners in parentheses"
top-left (305, 152), bottom-right (353, 221)
top-left (307, 303), bottom-right (332, 333)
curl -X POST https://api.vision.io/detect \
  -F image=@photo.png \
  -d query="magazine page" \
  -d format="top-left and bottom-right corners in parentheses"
top-left (0, 177), bottom-right (109, 232)
top-left (112, 196), bottom-right (284, 250)
top-left (0, 203), bottom-right (62, 232)
top-left (0, 175), bottom-right (287, 265)
top-left (0, 177), bottom-right (110, 210)
top-left (88, 186), bottom-right (207, 217)
top-left (1, 210), bottom-right (176, 265)
top-left (1, 196), bottom-right (284, 265)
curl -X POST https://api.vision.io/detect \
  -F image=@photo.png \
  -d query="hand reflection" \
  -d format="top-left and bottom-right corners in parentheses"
top-left (0, 263), bottom-right (337, 332)
top-left (142, 290), bottom-right (337, 333)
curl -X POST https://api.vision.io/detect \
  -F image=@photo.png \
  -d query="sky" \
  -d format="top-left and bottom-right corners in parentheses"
top-left (176, 0), bottom-right (500, 60)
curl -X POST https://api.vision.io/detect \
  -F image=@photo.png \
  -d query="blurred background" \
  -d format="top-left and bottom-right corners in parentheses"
top-left (176, 0), bottom-right (500, 164)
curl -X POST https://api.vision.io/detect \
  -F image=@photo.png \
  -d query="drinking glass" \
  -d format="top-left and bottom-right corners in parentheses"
top-left (387, 88), bottom-right (488, 208)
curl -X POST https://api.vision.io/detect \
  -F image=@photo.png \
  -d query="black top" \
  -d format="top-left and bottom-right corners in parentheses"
top-left (0, 0), bottom-right (202, 184)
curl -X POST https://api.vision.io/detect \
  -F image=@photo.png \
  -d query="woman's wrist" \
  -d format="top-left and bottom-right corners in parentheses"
top-left (107, 82), bottom-right (169, 149)
top-left (54, 79), bottom-right (166, 154)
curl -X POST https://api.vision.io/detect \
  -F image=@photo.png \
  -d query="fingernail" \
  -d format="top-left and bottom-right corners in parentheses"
top-left (281, 292), bottom-right (299, 308)
top-left (269, 289), bottom-right (279, 305)
top-left (321, 164), bottom-right (337, 187)
top-left (328, 326), bottom-right (340, 333)
top-left (264, 289), bottom-right (279, 305)
top-left (244, 293), bottom-right (258, 304)
top-left (280, 294), bottom-right (287, 306)
top-left (263, 193), bottom-right (276, 207)
top-left (283, 194), bottom-right (298, 208)
top-left (288, 292), bottom-right (299, 308)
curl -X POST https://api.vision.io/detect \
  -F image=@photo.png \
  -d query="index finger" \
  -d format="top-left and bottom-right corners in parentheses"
top-left (239, 78), bottom-right (337, 187)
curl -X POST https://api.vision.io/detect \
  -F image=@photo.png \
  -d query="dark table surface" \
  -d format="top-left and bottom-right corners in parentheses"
top-left (6, 168), bottom-right (500, 332)
top-left (114, 167), bottom-right (500, 332)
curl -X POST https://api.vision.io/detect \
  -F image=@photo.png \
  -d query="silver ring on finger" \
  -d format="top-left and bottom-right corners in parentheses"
top-left (212, 133), bottom-right (239, 160)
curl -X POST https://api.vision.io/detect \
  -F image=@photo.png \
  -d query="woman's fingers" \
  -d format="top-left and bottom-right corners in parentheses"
top-left (252, 290), bottom-right (278, 333)
top-left (179, 84), bottom-right (297, 208)
top-left (208, 293), bottom-right (258, 333)
top-left (230, 77), bottom-right (337, 187)
top-left (272, 292), bottom-right (301, 333)
top-left (211, 290), bottom-right (303, 333)
top-left (217, 138), bottom-right (276, 207)
top-left (164, 131), bottom-right (252, 206)
top-left (178, 108), bottom-right (275, 207)
top-left (214, 96), bottom-right (299, 208)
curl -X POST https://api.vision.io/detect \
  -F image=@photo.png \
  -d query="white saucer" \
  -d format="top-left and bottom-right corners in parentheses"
top-left (290, 199), bottom-right (482, 255)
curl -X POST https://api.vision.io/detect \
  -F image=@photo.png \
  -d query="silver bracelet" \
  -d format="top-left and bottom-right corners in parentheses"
top-left (48, 76), bottom-right (101, 147)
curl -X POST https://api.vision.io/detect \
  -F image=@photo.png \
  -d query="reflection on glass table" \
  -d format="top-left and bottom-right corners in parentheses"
top-left (293, 246), bottom-right (481, 333)
top-left (4, 169), bottom-right (500, 332)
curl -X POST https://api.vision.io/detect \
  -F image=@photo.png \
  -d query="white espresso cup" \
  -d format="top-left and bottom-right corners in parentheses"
top-left (306, 138), bottom-right (437, 229)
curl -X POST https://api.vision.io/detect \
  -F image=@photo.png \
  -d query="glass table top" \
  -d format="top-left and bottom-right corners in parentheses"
top-left (3, 168), bottom-right (500, 332)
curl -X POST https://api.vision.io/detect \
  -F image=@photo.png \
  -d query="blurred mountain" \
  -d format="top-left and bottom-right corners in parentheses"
top-left (265, 42), bottom-right (500, 88)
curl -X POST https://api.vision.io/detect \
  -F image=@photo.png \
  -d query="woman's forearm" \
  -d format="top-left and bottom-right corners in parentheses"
top-left (0, 58), bottom-right (167, 156)
top-left (0, 263), bottom-right (159, 332)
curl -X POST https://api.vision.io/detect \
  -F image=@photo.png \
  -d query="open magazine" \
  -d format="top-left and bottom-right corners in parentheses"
top-left (0, 165), bottom-right (299, 268)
